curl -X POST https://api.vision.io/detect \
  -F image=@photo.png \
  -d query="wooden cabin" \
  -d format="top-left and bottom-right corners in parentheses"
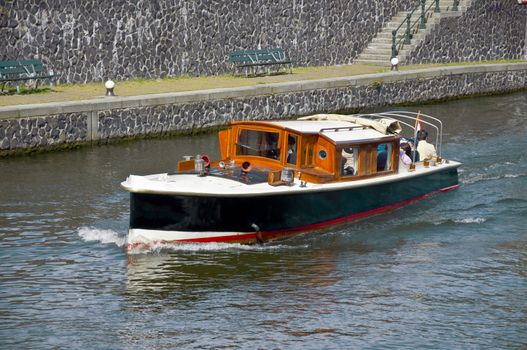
top-left (217, 119), bottom-right (401, 184)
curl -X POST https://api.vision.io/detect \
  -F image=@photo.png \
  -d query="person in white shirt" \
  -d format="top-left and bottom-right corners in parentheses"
top-left (342, 148), bottom-right (357, 175)
top-left (416, 130), bottom-right (437, 161)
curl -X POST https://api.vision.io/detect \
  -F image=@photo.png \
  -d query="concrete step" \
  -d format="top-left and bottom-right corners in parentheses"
top-left (358, 47), bottom-right (414, 61)
top-left (370, 37), bottom-right (423, 46)
top-left (386, 22), bottom-right (420, 30)
top-left (362, 48), bottom-right (394, 55)
top-left (365, 46), bottom-right (396, 53)
top-left (371, 38), bottom-right (399, 45)
top-left (353, 59), bottom-right (391, 66)
top-left (374, 31), bottom-right (428, 41)
top-left (363, 45), bottom-right (393, 50)
top-left (356, 54), bottom-right (393, 61)
top-left (372, 35), bottom-right (416, 44)
top-left (386, 8), bottom-right (464, 26)
top-left (355, 0), bottom-right (470, 65)
top-left (377, 32), bottom-right (409, 39)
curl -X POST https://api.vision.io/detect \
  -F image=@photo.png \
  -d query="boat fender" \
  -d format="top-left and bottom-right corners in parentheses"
top-left (251, 223), bottom-right (265, 244)
top-left (280, 167), bottom-right (294, 186)
top-left (256, 232), bottom-right (265, 244)
top-left (241, 161), bottom-right (252, 174)
top-left (194, 155), bottom-right (206, 176)
top-left (201, 154), bottom-right (211, 168)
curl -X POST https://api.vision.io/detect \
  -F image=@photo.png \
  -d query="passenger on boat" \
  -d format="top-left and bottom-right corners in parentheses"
top-left (399, 143), bottom-right (412, 165)
top-left (377, 144), bottom-right (388, 171)
top-left (416, 130), bottom-right (437, 161)
top-left (287, 135), bottom-right (297, 164)
top-left (401, 138), bottom-right (419, 162)
top-left (342, 148), bottom-right (357, 175)
top-left (409, 140), bottom-right (420, 162)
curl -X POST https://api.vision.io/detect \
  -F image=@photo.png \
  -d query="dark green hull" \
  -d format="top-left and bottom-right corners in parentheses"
top-left (129, 166), bottom-right (459, 243)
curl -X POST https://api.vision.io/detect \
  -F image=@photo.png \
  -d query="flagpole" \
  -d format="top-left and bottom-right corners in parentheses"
top-left (412, 111), bottom-right (421, 164)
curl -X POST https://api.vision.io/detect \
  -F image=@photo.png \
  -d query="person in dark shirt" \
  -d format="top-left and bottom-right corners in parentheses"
top-left (377, 144), bottom-right (387, 171)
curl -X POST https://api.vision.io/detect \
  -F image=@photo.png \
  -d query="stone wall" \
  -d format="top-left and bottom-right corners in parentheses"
top-left (0, 113), bottom-right (87, 150)
top-left (409, 0), bottom-right (527, 64)
top-left (0, 0), bottom-right (413, 83)
top-left (1, 64), bottom-right (526, 156)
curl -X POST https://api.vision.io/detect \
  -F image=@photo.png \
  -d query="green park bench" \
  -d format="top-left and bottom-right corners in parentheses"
top-left (0, 59), bottom-right (56, 93)
top-left (229, 48), bottom-right (293, 77)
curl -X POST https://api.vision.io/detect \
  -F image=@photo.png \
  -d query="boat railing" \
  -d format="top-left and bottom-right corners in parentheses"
top-left (319, 125), bottom-right (369, 133)
top-left (352, 111), bottom-right (443, 157)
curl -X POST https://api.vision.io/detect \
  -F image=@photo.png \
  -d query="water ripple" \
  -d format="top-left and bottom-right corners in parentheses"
top-left (2, 93), bottom-right (527, 349)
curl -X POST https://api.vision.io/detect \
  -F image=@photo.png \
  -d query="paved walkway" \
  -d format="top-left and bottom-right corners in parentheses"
top-left (0, 61), bottom-right (524, 108)
top-left (0, 64), bottom-right (392, 107)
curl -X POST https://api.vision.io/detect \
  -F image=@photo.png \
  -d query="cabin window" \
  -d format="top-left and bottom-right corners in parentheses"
top-left (341, 147), bottom-right (358, 176)
top-left (318, 149), bottom-right (328, 160)
top-left (376, 143), bottom-right (392, 172)
top-left (301, 136), bottom-right (317, 167)
top-left (286, 134), bottom-right (298, 165)
top-left (236, 129), bottom-right (281, 160)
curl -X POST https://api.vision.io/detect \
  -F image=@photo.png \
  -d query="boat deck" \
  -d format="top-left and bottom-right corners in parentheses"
top-left (122, 160), bottom-right (461, 197)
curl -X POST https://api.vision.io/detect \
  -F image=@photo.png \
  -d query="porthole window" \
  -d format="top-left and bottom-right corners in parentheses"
top-left (318, 149), bottom-right (327, 160)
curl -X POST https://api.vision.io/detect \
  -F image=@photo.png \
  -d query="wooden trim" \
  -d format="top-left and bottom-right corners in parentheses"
top-left (230, 156), bottom-right (282, 170)
top-left (223, 123), bottom-right (404, 184)
top-left (218, 129), bottom-right (229, 159)
top-left (314, 137), bottom-right (335, 173)
top-left (282, 132), bottom-right (300, 167)
top-left (300, 135), bottom-right (317, 167)
top-left (299, 166), bottom-right (335, 184)
top-left (336, 145), bottom-right (360, 179)
top-left (177, 159), bottom-right (195, 172)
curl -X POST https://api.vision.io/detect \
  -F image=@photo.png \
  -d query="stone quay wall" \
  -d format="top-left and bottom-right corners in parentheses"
top-left (1, 1), bottom-right (525, 84)
top-left (1, 63), bottom-right (526, 156)
top-left (0, 0), bottom-right (415, 83)
top-left (409, 0), bottom-right (527, 64)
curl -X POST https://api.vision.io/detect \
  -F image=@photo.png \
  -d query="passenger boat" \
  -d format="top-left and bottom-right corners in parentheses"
top-left (122, 111), bottom-right (461, 250)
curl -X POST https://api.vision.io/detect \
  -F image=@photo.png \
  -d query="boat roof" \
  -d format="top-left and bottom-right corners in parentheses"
top-left (322, 128), bottom-right (393, 143)
top-left (242, 120), bottom-right (394, 143)
top-left (266, 120), bottom-right (356, 133)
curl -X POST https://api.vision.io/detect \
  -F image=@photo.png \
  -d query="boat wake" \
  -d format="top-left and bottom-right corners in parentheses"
top-left (461, 172), bottom-right (526, 185)
top-left (432, 217), bottom-right (487, 225)
top-left (129, 241), bottom-right (307, 255)
top-left (77, 226), bottom-right (127, 248)
top-left (78, 227), bottom-right (306, 253)
top-left (452, 217), bottom-right (487, 224)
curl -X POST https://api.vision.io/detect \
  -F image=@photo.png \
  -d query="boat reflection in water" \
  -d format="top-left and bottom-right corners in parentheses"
top-left (122, 112), bottom-right (461, 251)
top-left (124, 242), bottom-right (348, 305)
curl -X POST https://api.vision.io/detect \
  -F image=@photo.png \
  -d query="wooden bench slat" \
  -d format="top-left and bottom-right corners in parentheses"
top-left (229, 48), bottom-right (293, 76)
top-left (0, 59), bottom-right (56, 92)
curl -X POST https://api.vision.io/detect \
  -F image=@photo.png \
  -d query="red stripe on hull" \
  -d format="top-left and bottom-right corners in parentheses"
top-left (149, 183), bottom-right (460, 245)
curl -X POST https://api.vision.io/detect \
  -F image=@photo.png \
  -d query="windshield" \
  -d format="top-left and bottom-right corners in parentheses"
top-left (236, 129), bottom-right (281, 160)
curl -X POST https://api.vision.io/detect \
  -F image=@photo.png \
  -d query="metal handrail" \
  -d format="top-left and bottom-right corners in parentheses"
top-left (380, 111), bottom-right (443, 157)
top-left (391, 0), bottom-right (460, 59)
top-left (352, 111), bottom-right (443, 157)
top-left (391, 5), bottom-right (420, 59)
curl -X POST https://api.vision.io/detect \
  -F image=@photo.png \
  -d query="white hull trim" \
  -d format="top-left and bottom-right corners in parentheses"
top-left (128, 228), bottom-right (248, 245)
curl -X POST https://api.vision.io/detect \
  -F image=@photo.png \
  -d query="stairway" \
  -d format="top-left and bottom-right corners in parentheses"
top-left (355, 0), bottom-right (473, 66)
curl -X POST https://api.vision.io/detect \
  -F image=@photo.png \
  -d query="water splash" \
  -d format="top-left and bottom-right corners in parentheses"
top-left (431, 216), bottom-right (487, 226)
top-left (461, 172), bottom-right (526, 185)
top-left (128, 241), bottom-right (307, 254)
top-left (77, 227), bottom-right (127, 248)
top-left (453, 217), bottom-right (487, 224)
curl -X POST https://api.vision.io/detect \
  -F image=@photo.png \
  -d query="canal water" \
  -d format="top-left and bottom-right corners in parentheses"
top-left (1, 92), bottom-right (526, 349)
